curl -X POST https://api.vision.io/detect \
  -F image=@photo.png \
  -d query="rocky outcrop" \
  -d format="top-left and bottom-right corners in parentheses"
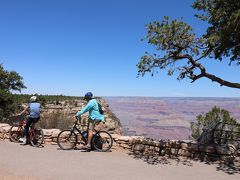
top-left (42, 98), bottom-right (122, 134)
top-left (0, 123), bottom-right (11, 140)
top-left (7, 98), bottom-right (122, 134)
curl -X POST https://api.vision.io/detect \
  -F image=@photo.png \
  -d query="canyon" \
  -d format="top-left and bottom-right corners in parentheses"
top-left (105, 97), bottom-right (240, 140)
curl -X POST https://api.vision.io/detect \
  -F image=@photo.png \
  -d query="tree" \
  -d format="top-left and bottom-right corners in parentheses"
top-left (137, 0), bottom-right (240, 89)
top-left (0, 64), bottom-right (26, 119)
top-left (0, 89), bottom-right (14, 118)
top-left (193, 0), bottom-right (240, 63)
top-left (0, 64), bottom-right (26, 92)
top-left (190, 106), bottom-right (240, 144)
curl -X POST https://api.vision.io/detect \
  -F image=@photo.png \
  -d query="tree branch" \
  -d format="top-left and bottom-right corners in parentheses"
top-left (174, 54), bottom-right (240, 88)
top-left (203, 73), bottom-right (240, 89)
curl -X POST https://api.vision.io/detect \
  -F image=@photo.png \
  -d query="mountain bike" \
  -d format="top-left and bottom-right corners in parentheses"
top-left (9, 119), bottom-right (44, 147)
top-left (57, 117), bottom-right (113, 152)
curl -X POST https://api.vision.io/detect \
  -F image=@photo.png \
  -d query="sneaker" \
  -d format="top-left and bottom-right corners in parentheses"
top-left (19, 137), bottom-right (26, 144)
top-left (81, 145), bottom-right (91, 151)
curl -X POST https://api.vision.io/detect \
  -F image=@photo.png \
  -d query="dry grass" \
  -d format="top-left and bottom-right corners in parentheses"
top-left (38, 111), bottom-right (72, 130)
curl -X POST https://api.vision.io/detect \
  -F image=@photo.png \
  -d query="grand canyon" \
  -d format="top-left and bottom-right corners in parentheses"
top-left (105, 97), bottom-right (240, 140)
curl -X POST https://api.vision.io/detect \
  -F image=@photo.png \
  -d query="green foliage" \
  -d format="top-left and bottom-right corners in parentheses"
top-left (0, 64), bottom-right (26, 120)
top-left (11, 94), bottom-right (83, 106)
top-left (0, 90), bottom-right (15, 119)
top-left (190, 106), bottom-right (240, 144)
top-left (193, 0), bottom-right (240, 63)
top-left (145, 16), bottom-right (200, 53)
top-left (137, 16), bottom-right (205, 78)
top-left (0, 64), bottom-right (26, 92)
top-left (138, 0), bottom-right (240, 89)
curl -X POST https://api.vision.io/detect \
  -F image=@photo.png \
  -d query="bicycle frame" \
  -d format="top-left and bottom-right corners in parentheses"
top-left (20, 120), bottom-right (37, 138)
top-left (16, 120), bottom-right (26, 131)
top-left (57, 117), bottom-right (113, 151)
top-left (70, 118), bottom-right (100, 145)
top-left (29, 123), bottom-right (37, 138)
top-left (10, 118), bottom-right (43, 146)
top-left (70, 119), bottom-right (88, 145)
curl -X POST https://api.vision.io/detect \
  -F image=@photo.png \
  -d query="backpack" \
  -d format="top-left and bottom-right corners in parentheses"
top-left (97, 101), bottom-right (104, 115)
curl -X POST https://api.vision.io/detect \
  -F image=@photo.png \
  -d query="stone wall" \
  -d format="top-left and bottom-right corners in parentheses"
top-left (0, 123), bottom-right (237, 159)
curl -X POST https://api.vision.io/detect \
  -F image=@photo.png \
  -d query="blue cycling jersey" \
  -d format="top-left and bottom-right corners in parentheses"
top-left (29, 102), bottom-right (41, 118)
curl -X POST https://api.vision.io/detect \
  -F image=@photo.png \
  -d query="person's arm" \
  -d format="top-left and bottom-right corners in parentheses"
top-left (18, 105), bottom-right (29, 116)
top-left (76, 101), bottom-right (94, 117)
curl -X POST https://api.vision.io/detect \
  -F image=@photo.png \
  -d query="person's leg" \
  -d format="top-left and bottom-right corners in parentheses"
top-left (32, 117), bottom-right (40, 127)
top-left (87, 119), bottom-right (96, 146)
top-left (82, 119), bottom-right (95, 149)
top-left (19, 117), bottom-right (34, 144)
top-left (23, 117), bottom-right (34, 137)
top-left (87, 129), bottom-right (93, 147)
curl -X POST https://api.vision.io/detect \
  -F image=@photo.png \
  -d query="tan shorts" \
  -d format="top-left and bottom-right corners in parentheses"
top-left (88, 119), bottom-right (101, 131)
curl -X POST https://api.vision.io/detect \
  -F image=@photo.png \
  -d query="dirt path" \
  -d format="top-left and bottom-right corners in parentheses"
top-left (0, 141), bottom-right (239, 180)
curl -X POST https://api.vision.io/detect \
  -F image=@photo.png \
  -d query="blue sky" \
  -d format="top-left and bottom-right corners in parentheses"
top-left (0, 0), bottom-right (239, 97)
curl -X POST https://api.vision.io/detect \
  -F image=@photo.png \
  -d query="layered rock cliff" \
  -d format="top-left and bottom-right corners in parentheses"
top-left (7, 97), bottom-right (122, 134)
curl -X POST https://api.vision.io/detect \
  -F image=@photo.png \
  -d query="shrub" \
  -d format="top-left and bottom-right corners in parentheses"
top-left (190, 106), bottom-right (240, 144)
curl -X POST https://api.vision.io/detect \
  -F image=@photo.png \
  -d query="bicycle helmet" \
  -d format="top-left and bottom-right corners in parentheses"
top-left (84, 92), bottom-right (93, 99)
top-left (30, 96), bottom-right (37, 102)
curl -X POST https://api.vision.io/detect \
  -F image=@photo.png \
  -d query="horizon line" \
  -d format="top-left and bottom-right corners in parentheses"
top-left (13, 93), bottom-right (240, 99)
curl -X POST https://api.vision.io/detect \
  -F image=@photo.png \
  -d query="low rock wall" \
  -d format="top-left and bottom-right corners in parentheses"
top-left (0, 123), bottom-right (235, 158)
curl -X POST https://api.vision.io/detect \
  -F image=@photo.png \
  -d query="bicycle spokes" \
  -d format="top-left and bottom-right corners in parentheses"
top-left (92, 131), bottom-right (113, 152)
top-left (57, 130), bottom-right (77, 150)
top-left (30, 129), bottom-right (44, 147)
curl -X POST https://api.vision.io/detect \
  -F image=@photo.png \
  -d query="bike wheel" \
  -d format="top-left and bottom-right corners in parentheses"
top-left (92, 131), bottom-right (113, 152)
top-left (57, 130), bottom-right (77, 150)
top-left (30, 128), bottom-right (44, 147)
top-left (9, 126), bottom-right (22, 142)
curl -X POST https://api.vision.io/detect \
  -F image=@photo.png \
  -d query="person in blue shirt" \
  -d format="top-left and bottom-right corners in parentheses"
top-left (18, 96), bottom-right (41, 145)
top-left (76, 92), bottom-right (104, 150)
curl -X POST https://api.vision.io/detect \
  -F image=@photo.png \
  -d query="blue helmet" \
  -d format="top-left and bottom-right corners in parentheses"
top-left (84, 92), bottom-right (93, 99)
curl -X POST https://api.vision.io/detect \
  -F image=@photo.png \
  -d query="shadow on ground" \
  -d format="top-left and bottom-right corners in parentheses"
top-left (127, 150), bottom-right (240, 175)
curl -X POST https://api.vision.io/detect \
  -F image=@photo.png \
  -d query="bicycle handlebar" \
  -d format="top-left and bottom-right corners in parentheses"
top-left (74, 116), bottom-right (89, 128)
top-left (75, 116), bottom-right (81, 121)
top-left (74, 116), bottom-right (82, 125)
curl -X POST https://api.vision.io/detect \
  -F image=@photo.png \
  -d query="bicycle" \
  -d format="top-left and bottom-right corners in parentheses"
top-left (9, 119), bottom-right (44, 147)
top-left (57, 117), bottom-right (113, 152)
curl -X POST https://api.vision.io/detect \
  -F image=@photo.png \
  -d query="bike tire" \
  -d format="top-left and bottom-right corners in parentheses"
top-left (9, 126), bottom-right (22, 143)
top-left (30, 128), bottom-right (44, 147)
top-left (57, 130), bottom-right (77, 150)
top-left (92, 131), bottom-right (113, 152)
